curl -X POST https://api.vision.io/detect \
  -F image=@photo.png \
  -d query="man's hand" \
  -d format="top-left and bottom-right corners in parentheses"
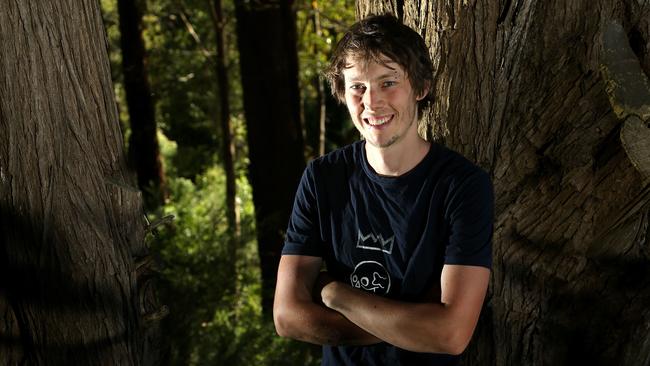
top-left (312, 271), bottom-right (336, 305)
top-left (320, 279), bottom-right (344, 308)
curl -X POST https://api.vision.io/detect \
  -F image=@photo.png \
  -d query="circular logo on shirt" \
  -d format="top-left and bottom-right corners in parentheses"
top-left (350, 261), bottom-right (391, 295)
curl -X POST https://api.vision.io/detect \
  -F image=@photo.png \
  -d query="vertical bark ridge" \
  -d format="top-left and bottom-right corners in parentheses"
top-left (0, 1), bottom-right (154, 364)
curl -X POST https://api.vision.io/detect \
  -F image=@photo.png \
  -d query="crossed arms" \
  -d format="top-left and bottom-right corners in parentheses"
top-left (273, 255), bottom-right (490, 355)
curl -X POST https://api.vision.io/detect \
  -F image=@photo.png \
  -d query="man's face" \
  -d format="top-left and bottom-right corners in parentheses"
top-left (342, 55), bottom-right (422, 150)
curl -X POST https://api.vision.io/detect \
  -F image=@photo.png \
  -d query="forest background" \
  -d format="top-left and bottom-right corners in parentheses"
top-left (102, 0), bottom-right (353, 365)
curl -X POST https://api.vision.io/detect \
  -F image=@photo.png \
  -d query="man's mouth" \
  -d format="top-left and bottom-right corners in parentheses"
top-left (363, 115), bottom-right (394, 127)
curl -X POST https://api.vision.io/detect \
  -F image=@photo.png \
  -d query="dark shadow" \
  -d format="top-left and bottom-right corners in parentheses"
top-left (0, 198), bottom-right (151, 364)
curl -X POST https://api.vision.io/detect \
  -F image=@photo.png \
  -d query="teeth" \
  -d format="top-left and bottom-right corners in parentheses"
top-left (365, 116), bottom-right (391, 126)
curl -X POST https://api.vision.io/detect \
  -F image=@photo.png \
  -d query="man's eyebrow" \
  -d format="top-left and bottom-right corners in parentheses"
top-left (374, 71), bottom-right (400, 81)
top-left (345, 71), bottom-right (402, 82)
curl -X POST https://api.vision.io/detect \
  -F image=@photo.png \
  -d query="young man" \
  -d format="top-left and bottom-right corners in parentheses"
top-left (274, 14), bottom-right (493, 365)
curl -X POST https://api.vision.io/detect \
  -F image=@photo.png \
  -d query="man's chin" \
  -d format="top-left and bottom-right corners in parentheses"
top-left (365, 137), bottom-right (398, 149)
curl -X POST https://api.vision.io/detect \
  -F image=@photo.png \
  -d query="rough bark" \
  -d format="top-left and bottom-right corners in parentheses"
top-left (234, 0), bottom-right (306, 312)
top-left (357, 0), bottom-right (650, 365)
top-left (117, 0), bottom-right (165, 208)
top-left (0, 1), bottom-right (162, 365)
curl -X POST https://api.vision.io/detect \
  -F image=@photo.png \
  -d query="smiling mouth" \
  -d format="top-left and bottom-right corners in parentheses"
top-left (363, 115), bottom-right (394, 127)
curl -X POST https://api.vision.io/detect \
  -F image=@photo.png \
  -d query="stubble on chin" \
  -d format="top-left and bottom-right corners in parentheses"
top-left (367, 135), bottom-right (399, 149)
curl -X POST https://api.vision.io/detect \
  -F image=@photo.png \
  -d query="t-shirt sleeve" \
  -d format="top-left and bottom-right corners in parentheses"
top-left (282, 163), bottom-right (325, 257)
top-left (444, 169), bottom-right (494, 268)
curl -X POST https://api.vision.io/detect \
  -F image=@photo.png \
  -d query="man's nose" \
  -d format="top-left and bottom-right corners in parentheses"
top-left (362, 87), bottom-right (384, 110)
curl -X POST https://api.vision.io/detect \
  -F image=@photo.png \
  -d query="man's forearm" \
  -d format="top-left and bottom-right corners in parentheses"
top-left (274, 298), bottom-right (381, 346)
top-left (320, 265), bottom-right (490, 354)
top-left (320, 281), bottom-right (461, 354)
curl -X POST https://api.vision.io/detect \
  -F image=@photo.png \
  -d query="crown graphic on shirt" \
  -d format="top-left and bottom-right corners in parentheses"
top-left (356, 230), bottom-right (394, 254)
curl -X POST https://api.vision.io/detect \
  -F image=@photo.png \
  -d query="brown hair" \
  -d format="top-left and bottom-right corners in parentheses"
top-left (324, 14), bottom-right (434, 116)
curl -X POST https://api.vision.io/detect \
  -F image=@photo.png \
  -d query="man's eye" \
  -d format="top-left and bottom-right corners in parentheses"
top-left (383, 81), bottom-right (396, 87)
top-left (350, 84), bottom-right (366, 90)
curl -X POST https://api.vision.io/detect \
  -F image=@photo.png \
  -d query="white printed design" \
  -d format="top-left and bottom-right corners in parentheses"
top-left (350, 261), bottom-right (391, 295)
top-left (356, 230), bottom-right (394, 254)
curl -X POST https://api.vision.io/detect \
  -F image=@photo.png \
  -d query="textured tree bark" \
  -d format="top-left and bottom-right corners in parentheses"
top-left (357, 0), bottom-right (650, 364)
top-left (117, 0), bottom-right (165, 209)
top-left (0, 1), bottom-right (161, 365)
top-left (235, 0), bottom-right (306, 312)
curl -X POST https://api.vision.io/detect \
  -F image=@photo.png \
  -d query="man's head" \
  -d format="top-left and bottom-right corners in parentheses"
top-left (325, 14), bottom-right (434, 117)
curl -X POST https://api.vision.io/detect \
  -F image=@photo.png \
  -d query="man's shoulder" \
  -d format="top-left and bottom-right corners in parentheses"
top-left (433, 144), bottom-right (491, 187)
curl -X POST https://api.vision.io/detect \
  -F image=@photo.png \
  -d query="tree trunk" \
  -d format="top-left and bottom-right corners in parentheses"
top-left (234, 0), bottom-right (306, 313)
top-left (0, 1), bottom-right (162, 365)
top-left (211, 0), bottom-right (240, 269)
top-left (118, 0), bottom-right (165, 209)
top-left (357, 1), bottom-right (650, 365)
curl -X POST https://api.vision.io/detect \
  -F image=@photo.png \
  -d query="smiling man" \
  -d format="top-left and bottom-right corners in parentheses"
top-left (273, 14), bottom-right (494, 366)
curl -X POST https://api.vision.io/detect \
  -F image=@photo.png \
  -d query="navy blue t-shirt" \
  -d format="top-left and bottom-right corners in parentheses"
top-left (282, 140), bottom-right (493, 366)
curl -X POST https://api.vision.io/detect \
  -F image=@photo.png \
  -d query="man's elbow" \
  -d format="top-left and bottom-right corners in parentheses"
top-left (444, 337), bottom-right (469, 356)
top-left (436, 329), bottom-right (471, 356)
top-left (415, 326), bottom-right (470, 355)
top-left (273, 301), bottom-right (311, 340)
top-left (273, 306), bottom-right (293, 338)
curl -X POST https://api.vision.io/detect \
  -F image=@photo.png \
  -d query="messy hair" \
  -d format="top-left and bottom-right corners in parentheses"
top-left (324, 14), bottom-right (435, 117)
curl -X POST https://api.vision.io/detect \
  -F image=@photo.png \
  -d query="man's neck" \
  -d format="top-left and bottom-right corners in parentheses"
top-left (365, 136), bottom-right (431, 177)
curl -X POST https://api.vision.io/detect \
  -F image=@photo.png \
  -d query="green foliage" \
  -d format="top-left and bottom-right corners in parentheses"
top-left (104, 0), bottom-right (243, 178)
top-left (296, 0), bottom-right (358, 156)
top-left (151, 135), bottom-right (319, 365)
top-left (296, 0), bottom-right (356, 84)
top-left (142, 0), bottom-right (223, 177)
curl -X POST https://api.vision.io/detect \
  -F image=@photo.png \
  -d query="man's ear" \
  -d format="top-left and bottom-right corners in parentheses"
top-left (416, 81), bottom-right (431, 101)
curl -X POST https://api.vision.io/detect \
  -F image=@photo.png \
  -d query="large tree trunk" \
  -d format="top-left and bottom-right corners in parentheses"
top-left (118, 0), bottom-right (165, 209)
top-left (0, 1), bottom-right (162, 365)
top-left (234, 0), bottom-right (306, 312)
top-left (358, 1), bottom-right (650, 365)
